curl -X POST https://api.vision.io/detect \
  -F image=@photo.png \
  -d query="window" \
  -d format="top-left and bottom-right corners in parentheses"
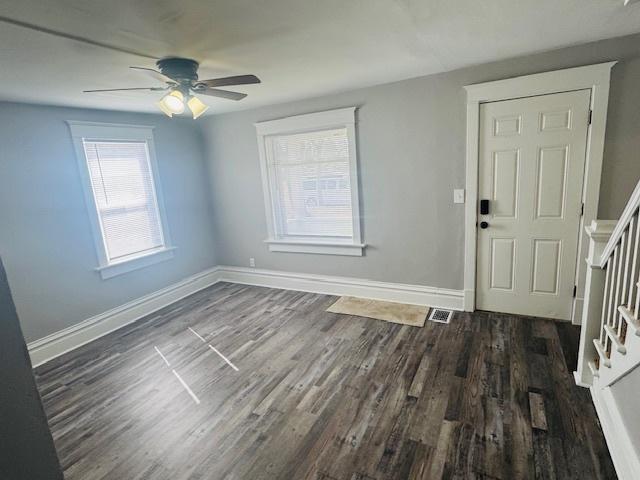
top-left (69, 122), bottom-right (174, 279)
top-left (256, 108), bottom-right (364, 256)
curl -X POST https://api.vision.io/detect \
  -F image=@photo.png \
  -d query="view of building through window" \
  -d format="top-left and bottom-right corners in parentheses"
top-left (270, 128), bottom-right (353, 239)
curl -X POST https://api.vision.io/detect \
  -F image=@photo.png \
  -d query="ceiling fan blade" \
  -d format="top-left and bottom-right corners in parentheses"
top-left (130, 67), bottom-right (177, 84)
top-left (83, 87), bottom-right (167, 93)
top-left (197, 88), bottom-right (248, 101)
top-left (197, 74), bottom-right (261, 88)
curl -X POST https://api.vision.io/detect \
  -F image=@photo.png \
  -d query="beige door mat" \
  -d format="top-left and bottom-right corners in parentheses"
top-left (327, 296), bottom-right (430, 327)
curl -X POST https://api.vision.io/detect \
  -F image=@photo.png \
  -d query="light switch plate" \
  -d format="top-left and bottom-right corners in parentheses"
top-left (453, 189), bottom-right (465, 204)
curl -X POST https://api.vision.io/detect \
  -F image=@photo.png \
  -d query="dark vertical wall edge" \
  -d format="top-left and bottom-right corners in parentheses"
top-left (0, 257), bottom-right (63, 480)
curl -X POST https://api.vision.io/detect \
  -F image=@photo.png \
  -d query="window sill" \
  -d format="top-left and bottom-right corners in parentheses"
top-left (96, 247), bottom-right (177, 279)
top-left (264, 239), bottom-right (365, 256)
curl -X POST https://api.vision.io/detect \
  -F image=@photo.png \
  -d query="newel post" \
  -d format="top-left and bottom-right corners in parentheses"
top-left (575, 220), bottom-right (616, 387)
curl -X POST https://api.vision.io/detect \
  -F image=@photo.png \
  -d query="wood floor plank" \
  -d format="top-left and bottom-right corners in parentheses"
top-left (529, 392), bottom-right (548, 431)
top-left (34, 284), bottom-right (617, 479)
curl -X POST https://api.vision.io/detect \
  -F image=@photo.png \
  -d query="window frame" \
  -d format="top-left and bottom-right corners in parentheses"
top-left (68, 121), bottom-right (175, 279)
top-left (255, 107), bottom-right (365, 256)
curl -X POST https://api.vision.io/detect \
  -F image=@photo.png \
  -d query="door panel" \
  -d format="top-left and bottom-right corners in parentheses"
top-left (476, 90), bottom-right (591, 320)
top-left (531, 239), bottom-right (561, 294)
top-left (492, 149), bottom-right (519, 218)
top-left (494, 115), bottom-right (522, 136)
top-left (539, 109), bottom-right (571, 131)
top-left (490, 238), bottom-right (516, 290)
top-left (535, 146), bottom-right (567, 219)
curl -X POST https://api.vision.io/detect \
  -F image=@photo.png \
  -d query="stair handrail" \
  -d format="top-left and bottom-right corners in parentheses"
top-left (597, 179), bottom-right (640, 268)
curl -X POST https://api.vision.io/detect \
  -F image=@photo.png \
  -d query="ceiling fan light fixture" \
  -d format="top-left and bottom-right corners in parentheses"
top-left (187, 96), bottom-right (209, 119)
top-left (158, 90), bottom-right (185, 116)
top-left (85, 58), bottom-right (260, 118)
top-left (156, 100), bottom-right (173, 117)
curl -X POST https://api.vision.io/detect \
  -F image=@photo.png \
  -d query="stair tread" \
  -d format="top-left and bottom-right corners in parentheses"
top-left (604, 324), bottom-right (627, 353)
top-left (592, 339), bottom-right (612, 368)
top-left (618, 306), bottom-right (640, 336)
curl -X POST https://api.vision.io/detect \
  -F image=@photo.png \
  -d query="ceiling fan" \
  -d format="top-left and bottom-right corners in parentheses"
top-left (84, 57), bottom-right (261, 119)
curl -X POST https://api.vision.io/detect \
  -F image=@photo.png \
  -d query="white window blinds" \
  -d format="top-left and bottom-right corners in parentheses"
top-left (82, 140), bottom-right (165, 262)
top-left (268, 128), bottom-right (354, 239)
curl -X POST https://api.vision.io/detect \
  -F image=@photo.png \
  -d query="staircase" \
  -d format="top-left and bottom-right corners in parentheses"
top-left (576, 179), bottom-right (640, 479)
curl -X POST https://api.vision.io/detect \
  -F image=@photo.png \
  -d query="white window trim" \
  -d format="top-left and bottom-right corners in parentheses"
top-left (255, 107), bottom-right (365, 256)
top-left (463, 61), bottom-right (616, 323)
top-left (67, 121), bottom-right (176, 279)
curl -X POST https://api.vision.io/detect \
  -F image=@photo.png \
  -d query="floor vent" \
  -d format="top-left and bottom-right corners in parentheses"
top-left (428, 308), bottom-right (453, 324)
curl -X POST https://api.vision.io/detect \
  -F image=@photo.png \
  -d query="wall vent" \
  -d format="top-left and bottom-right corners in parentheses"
top-left (428, 308), bottom-right (453, 324)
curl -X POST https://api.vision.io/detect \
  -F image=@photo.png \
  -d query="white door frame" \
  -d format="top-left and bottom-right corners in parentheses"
top-left (463, 61), bottom-right (616, 323)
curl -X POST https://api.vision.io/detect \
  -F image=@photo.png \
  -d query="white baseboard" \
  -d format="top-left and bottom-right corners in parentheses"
top-left (28, 265), bottom-right (464, 367)
top-left (216, 266), bottom-right (465, 310)
top-left (590, 384), bottom-right (640, 480)
top-left (28, 267), bottom-right (222, 368)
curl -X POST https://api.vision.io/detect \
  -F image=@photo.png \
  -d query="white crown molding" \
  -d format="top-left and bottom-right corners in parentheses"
top-left (28, 265), bottom-right (463, 367)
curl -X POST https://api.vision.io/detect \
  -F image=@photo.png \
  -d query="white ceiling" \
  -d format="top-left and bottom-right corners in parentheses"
top-left (1, 0), bottom-right (640, 115)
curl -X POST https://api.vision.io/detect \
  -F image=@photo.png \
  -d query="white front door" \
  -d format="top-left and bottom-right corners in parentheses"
top-left (476, 90), bottom-right (591, 320)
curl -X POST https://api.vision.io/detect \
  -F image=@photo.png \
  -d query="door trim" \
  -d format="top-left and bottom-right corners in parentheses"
top-left (463, 61), bottom-right (616, 323)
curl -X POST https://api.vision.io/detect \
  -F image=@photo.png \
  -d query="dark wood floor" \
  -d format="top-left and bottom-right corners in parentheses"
top-left (35, 283), bottom-right (616, 479)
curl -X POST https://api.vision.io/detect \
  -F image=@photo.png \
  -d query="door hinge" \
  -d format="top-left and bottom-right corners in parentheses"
top-left (581, 203), bottom-right (584, 216)
top-left (588, 109), bottom-right (593, 125)
top-left (573, 285), bottom-right (577, 298)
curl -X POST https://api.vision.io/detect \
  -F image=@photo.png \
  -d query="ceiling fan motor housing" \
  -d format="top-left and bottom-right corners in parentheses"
top-left (83, 55), bottom-right (257, 108)
top-left (156, 57), bottom-right (200, 85)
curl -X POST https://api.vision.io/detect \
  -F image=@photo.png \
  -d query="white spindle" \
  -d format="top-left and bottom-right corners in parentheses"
top-left (600, 259), bottom-right (611, 345)
top-left (607, 246), bottom-right (619, 331)
top-left (614, 236), bottom-right (627, 332)
top-left (636, 258), bottom-right (640, 319)
top-left (627, 212), bottom-right (640, 310)
top-left (618, 226), bottom-right (633, 335)
top-left (635, 217), bottom-right (640, 319)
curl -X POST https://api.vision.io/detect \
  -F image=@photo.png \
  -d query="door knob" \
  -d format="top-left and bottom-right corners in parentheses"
top-left (480, 221), bottom-right (489, 229)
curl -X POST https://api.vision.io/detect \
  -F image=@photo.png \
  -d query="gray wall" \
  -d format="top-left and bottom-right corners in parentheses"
top-left (201, 33), bottom-right (640, 290)
top-left (0, 103), bottom-right (217, 342)
top-left (0, 257), bottom-right (63, 480)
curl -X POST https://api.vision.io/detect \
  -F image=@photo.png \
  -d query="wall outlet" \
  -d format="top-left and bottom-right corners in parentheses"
top-left (249, 257), bottom-right (256, 268)
top-left (453, 189), bottom-right (465, 204)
